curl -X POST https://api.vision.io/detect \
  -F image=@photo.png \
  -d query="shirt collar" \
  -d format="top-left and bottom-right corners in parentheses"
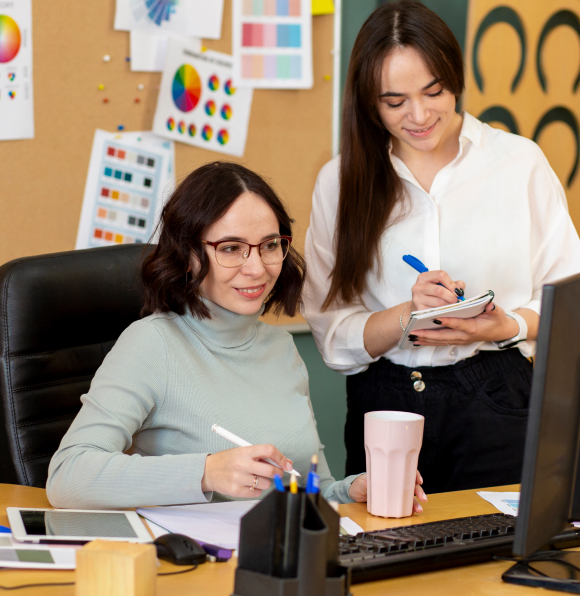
top-left (389, 111), bottom-right (482, 181)
top-left (181, 298), bottom-right (263, 349)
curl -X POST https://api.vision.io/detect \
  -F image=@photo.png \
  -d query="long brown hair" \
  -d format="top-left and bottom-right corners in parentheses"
top-left (141, 162), bottom-right (305, 319)
top-left (322, 0), bottom-right (464, 309)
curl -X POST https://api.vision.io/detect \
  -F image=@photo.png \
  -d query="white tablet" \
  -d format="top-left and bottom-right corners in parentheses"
top-left (7, 507), bottom-right (152, 544)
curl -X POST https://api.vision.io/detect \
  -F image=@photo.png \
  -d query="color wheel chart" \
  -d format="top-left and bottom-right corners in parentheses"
top-left (233, 0), bottom-right (313, 89)
top-left (0, 0), bottom-right (33, 141)
top-left (131, 0), bottom-right (179, 26)
top-left (153, 39), bottom-right (254, 157)
top-left (0, 15), bottom-right (21, 63)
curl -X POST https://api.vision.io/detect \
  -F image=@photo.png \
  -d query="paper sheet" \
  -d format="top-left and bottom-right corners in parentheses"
top-left (232, 0), bottom-right (313, 89)
top-left (76, 130), bottom-right (175, 250)
top-left (339, 517), bottom-right (363, 536)
top-left (137, 501), bottom-right (259, 550)
top-left (312, 0), bottom-right (334, 15)
top-left (115, 0), bottom-right (224, 39)
top-left (0, 0), bottom-right (34, 140)
top-left (130, 31), bottom-right (201, 72)
top-left (477, 491), bottom-right (520, 516)
top-left (0, 534), bottom-right (77, 569)
top-left (153, 39), bottom-right (253, 156)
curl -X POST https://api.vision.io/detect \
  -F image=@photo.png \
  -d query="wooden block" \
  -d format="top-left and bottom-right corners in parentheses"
top-left (76, 540), bottom-right (157, 596)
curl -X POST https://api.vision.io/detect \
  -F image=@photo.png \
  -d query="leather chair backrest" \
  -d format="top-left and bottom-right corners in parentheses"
top-left (0, 244), bottom-right (152, 487)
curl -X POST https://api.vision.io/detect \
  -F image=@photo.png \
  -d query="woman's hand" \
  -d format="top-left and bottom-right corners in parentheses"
top-left (411, 302), bottom-right (522, 347)
top-left (348, 470), bottom-right (428, 514)
top-left (411, 270), bottom-right (466, 312)
top-left (201, 444), bottom-right (293, 498)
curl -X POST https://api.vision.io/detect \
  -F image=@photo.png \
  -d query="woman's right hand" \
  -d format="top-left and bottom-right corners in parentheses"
top-left (201, 444), bottom-right (293, 498)
top-left (411, 270), bottom-right (466, 312)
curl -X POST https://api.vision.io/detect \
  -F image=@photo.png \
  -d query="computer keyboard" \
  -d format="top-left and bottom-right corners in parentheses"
top-left (338, 513), bottom-right (580, 584)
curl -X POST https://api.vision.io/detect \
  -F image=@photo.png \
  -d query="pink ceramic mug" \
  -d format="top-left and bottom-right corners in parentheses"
top-left (364, 411), bottom-right (424, 518)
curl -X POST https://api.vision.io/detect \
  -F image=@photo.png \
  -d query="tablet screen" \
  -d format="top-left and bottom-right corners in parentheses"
top-left (20, 510), bottom-right (138, 538)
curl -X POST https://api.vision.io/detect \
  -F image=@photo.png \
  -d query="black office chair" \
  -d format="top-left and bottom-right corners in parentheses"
top-left (0, 244), bottom-right (152, 487)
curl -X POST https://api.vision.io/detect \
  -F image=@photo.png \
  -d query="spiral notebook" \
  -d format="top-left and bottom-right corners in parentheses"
top-left (398, 290), bottom-right (495, 350)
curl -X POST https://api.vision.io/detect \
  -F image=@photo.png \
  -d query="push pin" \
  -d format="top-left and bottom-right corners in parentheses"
top-left (118, 125), bottom-right (125, 131)
top-left (98, 84), bottom-right (105, 91)
top-left (103, 98), bottom-right (109, 103)
top-left (137, 84), bottom-right (144, 90)
top-left (103, 55), bottom-right (111, 62)
top-left (201, 46), bottom-right (207, 52)
top-left (134, 98), bottom-right (140, 103)
top-left (324, 74), bottom-right (331, 81)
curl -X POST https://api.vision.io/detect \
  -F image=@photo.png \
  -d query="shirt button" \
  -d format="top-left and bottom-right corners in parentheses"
top-left (413, 380), bottom-right (426, 392)
top-left (410, 371), bottom-right (422, 381)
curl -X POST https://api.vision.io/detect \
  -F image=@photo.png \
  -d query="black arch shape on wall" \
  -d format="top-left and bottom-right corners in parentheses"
top-left (536, 10), bottom-right (580, 93)
top-left (533, 106), bottom-right (579, 188)
top-left (478, 106), bottom-right (520, 135)
top-left (472, 6), bottom-right (526, 93)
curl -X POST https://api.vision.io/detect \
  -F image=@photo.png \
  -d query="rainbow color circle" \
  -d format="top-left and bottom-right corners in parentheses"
top-left (172, 64), bottom-right (201, 112)
top-left (0, 15), bottom-right (21, 63)
top-left (205, 100), bottom-right (216, 116)
top-left (220, 104), bottom-right (232, 120)
top-left (8, 90), bottom-right (15, 99)
top-left (202, 125), bottom-right (213, 141)
top-left (7, 72), bottom-right (15, 81)
top-left (188, 124), bottom-right (196, 137)
top-left (178, 120), bottom-right (185, 134)
top-left (217, 129), bottom-right (229, 145)
top-left (167, 117), bottom-right (175, 131)
top-left (224, 79), bottom-right (236, 96)
top-left (208, 75), bottom-right (219, 91)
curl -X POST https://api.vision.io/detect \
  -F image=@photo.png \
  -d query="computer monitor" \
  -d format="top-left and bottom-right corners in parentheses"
top-left (513, 272), bottom-right (580, 557)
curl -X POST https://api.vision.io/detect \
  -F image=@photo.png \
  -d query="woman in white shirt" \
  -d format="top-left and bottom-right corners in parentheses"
top-left (303, 0), bottom-right (580, 493)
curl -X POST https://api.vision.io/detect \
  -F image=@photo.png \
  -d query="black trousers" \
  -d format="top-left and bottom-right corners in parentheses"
top-left (345, 349), bottom-right (533, 494)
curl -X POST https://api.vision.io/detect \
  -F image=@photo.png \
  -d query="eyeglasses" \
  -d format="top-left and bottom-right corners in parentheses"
top-left (203, 236), bottom-right (292, 268)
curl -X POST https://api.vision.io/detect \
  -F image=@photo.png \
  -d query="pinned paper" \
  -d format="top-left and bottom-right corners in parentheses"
top-left (130, 31), bottom-right (201, 72)
top-left (0, 0), bottom-right (34, 140)
top-left (115, 0), bottom-right (224, 39)
top-left (312, 0), bottom-right (334, 15)
top-left (153, 38), bottom-right (253, 157)
top-left (76, 130), bottom-right (175, 250)
top-left (232, 0), bottom-right (313, 89)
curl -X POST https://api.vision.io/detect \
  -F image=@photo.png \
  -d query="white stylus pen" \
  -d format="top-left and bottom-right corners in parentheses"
top-left (211, 424), bottom-right (301, 476)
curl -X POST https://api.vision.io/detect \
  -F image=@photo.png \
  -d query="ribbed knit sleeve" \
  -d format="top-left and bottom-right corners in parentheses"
top-left (46, 319), bottom-right (212, 509)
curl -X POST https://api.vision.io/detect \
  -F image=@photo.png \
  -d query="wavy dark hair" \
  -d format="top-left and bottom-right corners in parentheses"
top-left (141, 162), bottom-right (305, 319)
top-left (322, 0), bottom-right (464, 309)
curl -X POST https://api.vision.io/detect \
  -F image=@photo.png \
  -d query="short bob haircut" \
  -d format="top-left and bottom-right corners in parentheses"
top-left (141, 162), bottom-right (305, 319)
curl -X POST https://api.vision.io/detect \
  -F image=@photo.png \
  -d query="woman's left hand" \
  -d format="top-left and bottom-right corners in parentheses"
top-left (348, 470), bottom-right (428, 513)
top-left (410, 302), bottom-right (520, 346)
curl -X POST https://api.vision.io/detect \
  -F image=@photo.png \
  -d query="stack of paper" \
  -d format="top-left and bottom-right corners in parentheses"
top-left (398, 291), bottom-right (495, 349)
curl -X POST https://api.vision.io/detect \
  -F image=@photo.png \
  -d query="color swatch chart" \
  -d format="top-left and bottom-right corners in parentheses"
top-left (233, 0), bottom-right (312, 88)
top-left (153, 40), bottom-right (253, 157)
top-left (76, 130), bottom-right (174, 250)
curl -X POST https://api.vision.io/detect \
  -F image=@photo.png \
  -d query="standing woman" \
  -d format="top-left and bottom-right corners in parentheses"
top-left (304, 0), bottom-right (580, 493)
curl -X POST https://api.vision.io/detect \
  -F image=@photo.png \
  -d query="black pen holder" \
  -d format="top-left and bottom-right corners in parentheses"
top-left (232, 489), bottom-right (352, 596)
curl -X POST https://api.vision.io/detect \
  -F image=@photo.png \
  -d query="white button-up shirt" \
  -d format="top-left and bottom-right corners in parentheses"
top-left (303, 112), bottom-right (580, 374)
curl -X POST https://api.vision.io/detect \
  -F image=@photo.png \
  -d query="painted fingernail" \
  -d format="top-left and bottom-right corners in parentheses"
top-left (409, 334), bottom-right (418, 341)
top-left (455, 288), bottom-right (464, 297)
top-left (433, 319), bottom-right (442, 325)
top-left (413, 343), bottom-right (421, 347)
top-left (492, 304), bottom-right (496, 311)
top-left (417, 504), bottom-right (423, 512)
top-left (422, 488), bottom-right (428, 501)
top-left (418, 472), bottom-right (423, 484)
top-left (286, 461), bottom-right (292, 471)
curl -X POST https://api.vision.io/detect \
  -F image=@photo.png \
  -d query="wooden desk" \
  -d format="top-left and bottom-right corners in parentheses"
top-left (0, 483), bottom-right (531, 595)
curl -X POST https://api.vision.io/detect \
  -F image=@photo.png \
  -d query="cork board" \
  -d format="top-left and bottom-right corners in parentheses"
top-left (0, 1), bottom-right (335, 326)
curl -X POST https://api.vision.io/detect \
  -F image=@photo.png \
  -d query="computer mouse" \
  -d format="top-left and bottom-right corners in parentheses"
top-left (154, 533), bottom-right (207, 565)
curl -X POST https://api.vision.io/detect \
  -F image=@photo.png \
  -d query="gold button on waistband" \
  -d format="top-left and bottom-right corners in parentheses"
top-left (410, 371), bottom-right (422, 381)
top-left (413, 380), bottom-right (426, 392)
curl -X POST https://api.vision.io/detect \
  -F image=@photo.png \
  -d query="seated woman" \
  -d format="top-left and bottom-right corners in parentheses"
top-left (47, 162), bottom-right (424, 511)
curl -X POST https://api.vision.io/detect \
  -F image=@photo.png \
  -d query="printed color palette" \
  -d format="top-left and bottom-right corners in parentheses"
top-left (242, 0), bottom-right (300, 16)
top-left (172, 64), bottom-right (201, 112)
top-left (0, 15), bottom-right (21, 63)
top-left (233, 0), bottom-right (312, 89)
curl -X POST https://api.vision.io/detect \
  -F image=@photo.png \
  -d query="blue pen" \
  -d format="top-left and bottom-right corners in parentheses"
top-left (306, 455), bottom-right (320, 494)
top-left (0, 525), bottom-right (10, 534)
top-left (402, 255), bottom-right (465, 301)
top-left (273, 474), bottom-right (285, 492)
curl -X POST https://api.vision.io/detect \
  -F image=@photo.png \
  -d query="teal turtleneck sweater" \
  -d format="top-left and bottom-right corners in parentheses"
top-left (47, 300), bottom-right (359, 509)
